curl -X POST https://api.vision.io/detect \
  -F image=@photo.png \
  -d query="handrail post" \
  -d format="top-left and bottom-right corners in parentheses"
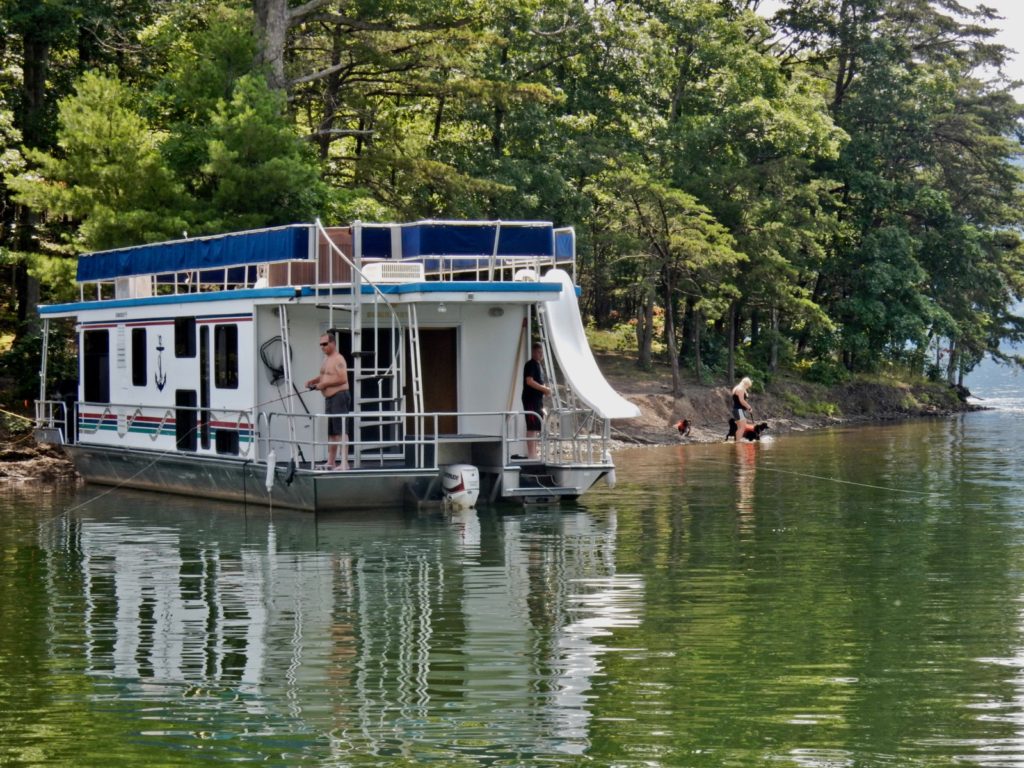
top-left (38, 318), bottom-right (50, 412)
top-left (487, 220), bottom-right (502, 282)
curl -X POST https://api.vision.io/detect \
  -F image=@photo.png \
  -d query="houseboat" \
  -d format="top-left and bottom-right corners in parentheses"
top-left (33, 220), bottom-right (639, 511)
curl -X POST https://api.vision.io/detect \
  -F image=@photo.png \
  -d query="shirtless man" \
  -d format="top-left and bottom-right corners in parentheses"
top-left (305, 331), bottom-right (350, 470)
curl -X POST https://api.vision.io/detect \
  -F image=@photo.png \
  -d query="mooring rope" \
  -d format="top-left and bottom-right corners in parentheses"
top-left (692, 452), bottom-right (941, 497)
top-left (0, 406), bottom-right (33, 423)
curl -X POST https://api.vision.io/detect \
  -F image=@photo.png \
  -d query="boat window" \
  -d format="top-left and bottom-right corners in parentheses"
top-left (214, 324), bottom-right (239, 389)
top-left (176, 390), bottom-right (197, 451)
top-left (131, 328), bottom-right (146, 386)
top-left (200, 326), bottom-right (210, 450)
top-left (175, 317), bottom-right (196, 357)
top-left (83, 330), bottom-right (110, 404)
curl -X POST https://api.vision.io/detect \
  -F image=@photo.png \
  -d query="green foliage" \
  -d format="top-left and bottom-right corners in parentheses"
top-left (1, 0), bottom-right (1023, 392)
top-left (0, 326), bottom-right (75, 401)
top-left (782, 391), bottom-right (839, 418)
top-left (203, 74), bottom-right (325, 230)
top-left (586, 322), bottom-right (648, 355)
top-left (796, 358), bottom-right (852, 387)
top-left (28, 253), bottom-right (78, 305)
top-left (11, 71), bottom-right (190, 250)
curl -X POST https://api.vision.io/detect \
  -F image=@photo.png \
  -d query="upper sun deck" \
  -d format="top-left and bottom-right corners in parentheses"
top-left (67, 220), bottom-right (576, 304)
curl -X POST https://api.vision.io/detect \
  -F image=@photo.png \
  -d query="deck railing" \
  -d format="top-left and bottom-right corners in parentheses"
top-left (35, 399), bottom-right (611, 470)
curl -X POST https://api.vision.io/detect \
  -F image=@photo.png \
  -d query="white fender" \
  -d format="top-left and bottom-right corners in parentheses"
top-left (265, 450), bottom-right (277, 492)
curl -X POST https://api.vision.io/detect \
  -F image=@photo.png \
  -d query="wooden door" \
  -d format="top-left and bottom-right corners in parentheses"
top-left (412, 328), bottom-right (458, 434)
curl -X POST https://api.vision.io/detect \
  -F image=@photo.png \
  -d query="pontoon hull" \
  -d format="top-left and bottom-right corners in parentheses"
top-left (65, 445), bottom-right (436, 512)
top-left (63, 445), bottom-right (612, 510)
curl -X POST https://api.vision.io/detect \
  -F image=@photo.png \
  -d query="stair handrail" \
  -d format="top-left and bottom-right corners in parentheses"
top-left (313, 219), bottom-right (422, 463)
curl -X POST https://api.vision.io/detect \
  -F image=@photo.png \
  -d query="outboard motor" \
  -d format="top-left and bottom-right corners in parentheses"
top-left (441, 464), bottom-right (480, 510)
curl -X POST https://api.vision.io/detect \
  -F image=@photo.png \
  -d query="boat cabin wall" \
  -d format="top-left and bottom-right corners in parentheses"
top-left (442, 302), bottom-right (529, 438)
top-left (251, 300), bottom-right (535, 461)
top-left (73, 300), bottom-right (256, 457)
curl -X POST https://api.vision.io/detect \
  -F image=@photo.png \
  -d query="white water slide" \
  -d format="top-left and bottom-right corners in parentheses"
top-left (541, 269), bottom-right (641, 420)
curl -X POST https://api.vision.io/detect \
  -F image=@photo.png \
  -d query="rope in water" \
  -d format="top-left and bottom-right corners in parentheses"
top-left (55, 448), bottom-right (182, 516)
top-left (693, 453), bottom-right (940, 497)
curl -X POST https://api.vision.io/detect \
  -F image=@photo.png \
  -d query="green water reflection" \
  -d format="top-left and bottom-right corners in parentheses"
top-left (2, 412), bottom-right (1024, 766)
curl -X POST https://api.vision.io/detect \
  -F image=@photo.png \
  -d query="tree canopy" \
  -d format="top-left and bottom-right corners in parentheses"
top-left (2, 0), bottom-right (1022, 388)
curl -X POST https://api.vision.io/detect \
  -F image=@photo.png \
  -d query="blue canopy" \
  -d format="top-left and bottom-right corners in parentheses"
top-left (76, 221), bottom-right (573, 282)
top-left (361, 222), bottom-right (557, 260)
top-left (77, 226), bottom-right (312, 282)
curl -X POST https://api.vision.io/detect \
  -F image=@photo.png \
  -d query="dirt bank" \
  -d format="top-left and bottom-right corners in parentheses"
top-left (0, 441), bottom-right (79, 481)
top-left (596, 353), bottom-right (976, 446)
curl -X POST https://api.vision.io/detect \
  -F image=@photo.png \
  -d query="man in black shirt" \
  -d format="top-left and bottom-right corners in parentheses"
top-left (522, 342), bottom-right (551, 459)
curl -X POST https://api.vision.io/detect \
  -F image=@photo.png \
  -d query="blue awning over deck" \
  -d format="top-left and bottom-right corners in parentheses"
top-left (361, 222), bottom-right (556, 260)
top-left (77, 225), bottom-right (312, 282)
top-left (75, 221), bottom-right (573, 282)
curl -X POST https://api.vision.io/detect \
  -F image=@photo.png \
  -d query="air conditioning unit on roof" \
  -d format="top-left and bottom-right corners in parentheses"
top-left (361, 261), bottom-right (425, 284)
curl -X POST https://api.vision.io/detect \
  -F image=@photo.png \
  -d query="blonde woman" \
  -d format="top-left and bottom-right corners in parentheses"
top-left (731, 377), bottom-right (753, 431)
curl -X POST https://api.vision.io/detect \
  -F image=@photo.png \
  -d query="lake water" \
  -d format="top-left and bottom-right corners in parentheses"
top-left (3, 371), bottom-right (1024, 766)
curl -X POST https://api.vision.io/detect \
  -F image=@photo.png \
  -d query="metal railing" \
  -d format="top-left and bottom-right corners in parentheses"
top-left (35, 399), bottom-right (72, 443)
top-left (258, 409), bottom-right (440, 470)
top-left (39, 397), bottom-right (612, 471)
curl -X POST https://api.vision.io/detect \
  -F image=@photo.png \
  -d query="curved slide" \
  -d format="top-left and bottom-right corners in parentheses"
top-left (540, 269), bottom-right (641, 419)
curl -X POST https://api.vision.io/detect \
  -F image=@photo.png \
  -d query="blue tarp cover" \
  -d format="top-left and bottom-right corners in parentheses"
top-left (555, 230), bottom-right (574, 262)
top-left (77, 226), bottom-right (311, 282)
top-left (76, 222), bottom-right (573, 281)
top-left (361, 223), bottom-right (558, 260)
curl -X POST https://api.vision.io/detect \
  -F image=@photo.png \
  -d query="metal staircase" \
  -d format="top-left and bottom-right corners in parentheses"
top-left (314, 220), bottom-right (424, 469)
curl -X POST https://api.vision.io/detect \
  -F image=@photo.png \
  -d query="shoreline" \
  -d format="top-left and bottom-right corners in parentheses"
top-left (0, 357), bottom-right (977, 480)
top-left (595, 353), bottom-right (978, 447)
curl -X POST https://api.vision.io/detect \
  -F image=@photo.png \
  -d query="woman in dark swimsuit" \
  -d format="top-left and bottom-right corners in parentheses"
top-left (731, 376), bottom-right (753, 430)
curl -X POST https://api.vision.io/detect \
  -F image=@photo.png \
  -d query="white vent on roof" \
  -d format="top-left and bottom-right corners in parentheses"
top-left (362, 261), bottom-right (425, 284)
top-left (115, 276), bottom-right (153, 299)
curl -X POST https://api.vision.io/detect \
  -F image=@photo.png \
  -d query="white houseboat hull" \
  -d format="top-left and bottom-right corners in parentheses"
top-left (63, 444), bottom-right (612, 511)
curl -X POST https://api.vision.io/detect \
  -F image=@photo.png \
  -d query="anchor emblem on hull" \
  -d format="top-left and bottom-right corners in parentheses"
top-left (155, 335), bottom-right (167, 390)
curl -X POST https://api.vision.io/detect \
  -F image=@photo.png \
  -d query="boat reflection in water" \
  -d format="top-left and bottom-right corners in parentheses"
top-left (40, 490), bottom-right (643, 758)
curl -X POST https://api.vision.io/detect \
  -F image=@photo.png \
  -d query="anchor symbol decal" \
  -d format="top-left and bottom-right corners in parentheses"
top-left (155, 335), bottom-right (168, 390)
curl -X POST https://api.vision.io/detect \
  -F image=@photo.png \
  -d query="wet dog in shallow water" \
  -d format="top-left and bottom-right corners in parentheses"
top-left (726, 419), bottom-right (769, 441)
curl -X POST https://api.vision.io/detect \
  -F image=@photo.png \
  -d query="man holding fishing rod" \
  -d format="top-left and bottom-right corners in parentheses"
top-left (306, 330), bottom-right (350, 470)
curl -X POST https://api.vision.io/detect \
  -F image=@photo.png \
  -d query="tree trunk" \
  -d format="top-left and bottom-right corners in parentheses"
top-left (15, 28), bottom-right (48, 338)
top-left (21, 32), bottom-right (48, 147)
top-left (636, 285), bottom-right (654, 369)
top-left (253, 0), bottom-right (290, 90)
top-left (664, 272), bottom-right (680, 395)
top-left (317, 25), bottom-right (345, 160)
top-left (946, 339), bottom-right (959, 386)
top-left (432, 94), bottom-right (446, 143)
top-left (492, 46), bottom-right (509, 155)
top-left (769, 307), bottom-right (779, 371)
top-left (693, 309), bottom-right (703, 382)
top-left (727, 303), bottom-right (736, 384)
